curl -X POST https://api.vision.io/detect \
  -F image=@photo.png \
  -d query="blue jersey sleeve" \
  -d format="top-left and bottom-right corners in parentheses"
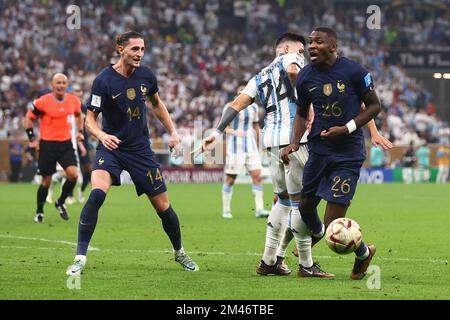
top-left (295, 69), bottom-right (311, 118)
top-left (350, 62), bottom-right (374, 99)
top-left (87, 77), bottom-right (107, 113)
top-left (147, 69), bottom-right (159, 96)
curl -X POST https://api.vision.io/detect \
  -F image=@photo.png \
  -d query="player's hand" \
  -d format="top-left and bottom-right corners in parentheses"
top-left (371, 133), bottom-right (393, 150)
top-left (28, 141), bottom-right (38, 160)
top-left (169, 133), bottom-right (182, 158)
top-left (320, 126), bottom-right (348, 140)
top-left (99, 133), bottom-right (121, 151)
top-left (76, 131), bottom-right (85, 143)
top-left (29, 140), bottom-right (39, 150)
top-left (191, 130), bottom-right (220, 157)
top-left (281, 143), bottom-right (299, 164)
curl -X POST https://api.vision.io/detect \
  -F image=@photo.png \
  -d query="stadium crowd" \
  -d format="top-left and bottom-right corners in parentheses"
top-left (1, 0), bottom-right (449, 154)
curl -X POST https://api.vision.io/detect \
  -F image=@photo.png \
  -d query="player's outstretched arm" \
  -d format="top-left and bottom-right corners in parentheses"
top-left (192, 93), bottom-right (253, 156)
top-left (85, 110), bottom-right (121, 151)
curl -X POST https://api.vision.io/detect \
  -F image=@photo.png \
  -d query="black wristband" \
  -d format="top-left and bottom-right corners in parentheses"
top-left (217, 107), bottom-right (239, 132)
top-left (25, 128), bottom-right (35, 142)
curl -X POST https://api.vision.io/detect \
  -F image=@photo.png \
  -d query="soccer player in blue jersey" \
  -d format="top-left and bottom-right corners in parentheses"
top-left (66, 31), bottom-right (198, 275)
top-left (196, 32), bottom-right (333, 278)
top-left (282, 27), bottom-right (381, 280)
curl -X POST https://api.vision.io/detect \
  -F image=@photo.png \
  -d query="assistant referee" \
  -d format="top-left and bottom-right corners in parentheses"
top-left (25, 73), bottom-right (84, 223)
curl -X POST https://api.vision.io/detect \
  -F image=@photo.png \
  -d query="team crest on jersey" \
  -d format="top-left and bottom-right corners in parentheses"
top-left (127, 88), bottom-right (136, 101)
top-left (323, 83), bottom-right (333, 96)
top-left (337, 81), bottom-right (346, 94)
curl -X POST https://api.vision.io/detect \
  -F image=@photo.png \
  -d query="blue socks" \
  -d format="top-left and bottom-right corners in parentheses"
top-left (157, 206), bottom-right (182, 251)
top-left (77, 189), bottom-right (106, 255)
top-left (355, 241), bottom-right (369, 260)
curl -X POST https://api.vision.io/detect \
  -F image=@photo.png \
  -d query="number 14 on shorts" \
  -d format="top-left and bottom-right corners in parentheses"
top-left (147, 168), bottom-right (164, 189)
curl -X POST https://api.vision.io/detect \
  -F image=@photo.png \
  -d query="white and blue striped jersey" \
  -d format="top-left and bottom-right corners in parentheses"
top-left (225, 102), bottom-right (259, 155)
top-left (242, 52), bottom-right (306, 148)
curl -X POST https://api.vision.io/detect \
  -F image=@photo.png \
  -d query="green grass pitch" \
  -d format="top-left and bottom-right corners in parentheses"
top-left (0, 182), bottom-right (449, 300)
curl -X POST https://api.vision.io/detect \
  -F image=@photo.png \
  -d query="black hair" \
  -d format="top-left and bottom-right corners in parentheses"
top-left (115, 30), bottom-right (144, 47)
top-left (312, 27), bottom-right (337, 42)
top-left (275, 32), bottom-right (306, 47)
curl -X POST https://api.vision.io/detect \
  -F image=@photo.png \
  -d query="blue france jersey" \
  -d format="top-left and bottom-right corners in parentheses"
top-left (226, 102), bottom-right (259, 154)
top-left (242, 53), bottom-right (305, 148)
top-left (296, 57), bottom-right (374, 159)
top-left (87, 65), bottom-right (158, 151)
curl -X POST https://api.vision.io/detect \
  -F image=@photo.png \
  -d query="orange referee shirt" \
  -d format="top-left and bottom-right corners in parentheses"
top-left (27, 93), bottom-right (82, 141)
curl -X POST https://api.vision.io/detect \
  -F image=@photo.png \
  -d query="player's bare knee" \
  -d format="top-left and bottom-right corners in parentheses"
top-left (41, 176), bottom-right (52, 188)
top-left (225, 175), bottom-right (236, 186)
top-left (251, 174), bottom-right (262, 185)
top-left (149, 192), bottom-right (170, 213)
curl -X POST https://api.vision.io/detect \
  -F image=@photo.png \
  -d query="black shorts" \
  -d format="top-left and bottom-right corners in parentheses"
top-left (38, 140), bottom-right (78, 176)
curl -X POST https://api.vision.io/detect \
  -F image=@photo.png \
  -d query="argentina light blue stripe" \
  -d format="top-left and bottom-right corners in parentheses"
top-left (232, 115), bottom-right (239, 154)
top-left (268, 69), bottom-right (278, 147)
top-left (243, 108), bottom-right (249, 152)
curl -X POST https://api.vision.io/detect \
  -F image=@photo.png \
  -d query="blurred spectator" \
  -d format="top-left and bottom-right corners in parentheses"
top-left (416, 143), bottom-right (430, 169)
top-left (402, 142), bottom-right (417, 168)
top-left (416, 143), bottom-right (431, 182)
top-left (8, 132), bottom-right (23, 182)
top-left (436, 143), bottom-right (450, 183)
top-left (369, 145), bottom-right (385, 169)
top-left (0, 0), bottom-right (447, 158)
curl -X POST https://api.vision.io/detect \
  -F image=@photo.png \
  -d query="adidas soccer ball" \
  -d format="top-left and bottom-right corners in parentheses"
top-left (325, 218), bottom-right (362, 254)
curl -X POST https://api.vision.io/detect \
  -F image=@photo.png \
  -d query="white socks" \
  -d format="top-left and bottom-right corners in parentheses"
top-left (291, 207), bottom-right (313, 268)
top-left (222, 184), bottom-right (233, 213)
top-left (75, 255), bottom-right (86, 263)
top-left (276, 226), bottom-right (294, 258)
top-left (252, 184), bottom-right (264, 212)
top-left (262, 200), bottom-right (291, 266)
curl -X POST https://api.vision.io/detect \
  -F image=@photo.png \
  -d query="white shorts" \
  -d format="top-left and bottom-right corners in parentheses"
top-left (225, 151), bottom-right (263, 175)
top-left (267, 144), bottom-right (309, 195)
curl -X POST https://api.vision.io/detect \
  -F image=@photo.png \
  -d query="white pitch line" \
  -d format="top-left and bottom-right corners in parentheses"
top-left (0, 234), bottom-right (99, 251)
top-left (0, 243), bottom-right (447, 264)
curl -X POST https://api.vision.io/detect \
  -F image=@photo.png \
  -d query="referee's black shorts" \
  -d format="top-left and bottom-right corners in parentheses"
top-left (38, 140), bottom-right (77, 176)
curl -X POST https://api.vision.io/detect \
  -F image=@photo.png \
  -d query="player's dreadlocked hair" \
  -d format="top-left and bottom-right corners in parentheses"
top-left (115, 31), bottom-right (144, 53)
top-left (275, 32), bottom-right (306, 48)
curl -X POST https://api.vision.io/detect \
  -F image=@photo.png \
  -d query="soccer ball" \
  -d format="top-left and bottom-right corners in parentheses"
top-left (325, 218), bottom-right (362, 254)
